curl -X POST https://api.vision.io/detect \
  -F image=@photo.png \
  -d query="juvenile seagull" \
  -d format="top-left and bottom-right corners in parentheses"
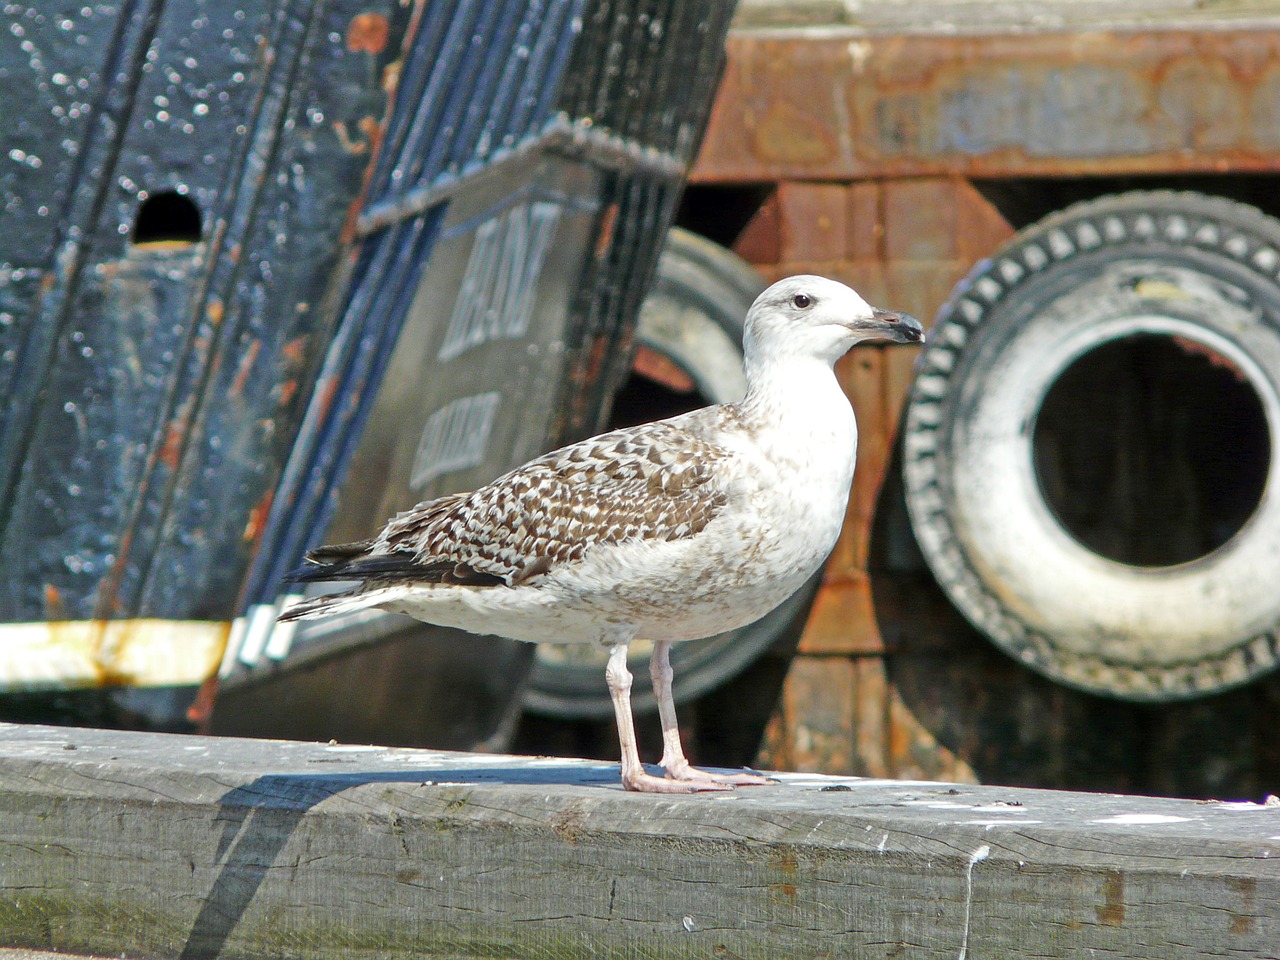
top-left (280, 276), bottom-right (923, 793)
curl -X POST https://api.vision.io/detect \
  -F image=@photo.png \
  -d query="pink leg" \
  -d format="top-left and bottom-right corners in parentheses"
top-left (649, 640), bottom-right (772, 787)
top-left (605, 642), bottom-right (728, 793)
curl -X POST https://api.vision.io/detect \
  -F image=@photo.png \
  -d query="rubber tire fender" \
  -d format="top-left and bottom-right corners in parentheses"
top-left (903, 190), bottom-right (1280, 700)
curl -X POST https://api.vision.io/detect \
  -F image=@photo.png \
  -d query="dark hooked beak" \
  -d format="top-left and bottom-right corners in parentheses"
top-left (870, 308), bottom-right (925, 344)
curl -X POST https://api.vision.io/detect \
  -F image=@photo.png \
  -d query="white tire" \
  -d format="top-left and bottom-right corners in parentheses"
top-left (904, 191), bottom-right (1280, 700)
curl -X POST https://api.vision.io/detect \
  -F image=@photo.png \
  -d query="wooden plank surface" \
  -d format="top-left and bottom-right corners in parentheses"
top-left (1, 722), bottom-right (1278, 960)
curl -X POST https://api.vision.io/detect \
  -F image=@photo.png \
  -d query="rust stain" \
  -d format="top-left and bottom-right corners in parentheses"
top-left (694, 29), bottom-right (1280, 183)
top-left (243, 489), bottom-right (274, 543)
top-left (752, 100), bottom-right (838, 165)
top-left (230, 338), bottom-right (262, 398)
top-left (594, 203), bottom-right (620, 259)
top-left (158, 420), bottom-right (184, 472)
top-left (633, 345), bottom-right (695, 393)
top-left (28, 619), bottom-right (230, 689)
top-left (315, 375), bottom-right (341, 419)
top-left (1097, 870), bottom-right (1125, 926)
top-left (382, 59), bottom-right (402, 96)
top-left (772, 882), bottom-right (797, 903)
top-left (574, 336), bottom-right (610, 388)
top-left (333, 120), bottom-right (371, 155)
top-left (340, 0), bottom-right (412, 245)
top-left (43, 584), bottom-right (66, 621)
top-left (88, 619), bottom-right (131, 688)
top-left (1228, 876), bottom-right (1256, 935)
top-left (1172, 335), bottom-right (1249, 383)
top-left (770, 848), bottom-right (799, 905)
top-left (94, 525), bottom-right (134, 620)
top-left (282, 335), bottom-right (308, 365)
top-left (549, 801), bottom-right (589, 843)
top-left (186, 673), bottom-right (220, 728)
top-left (338, 116), bottom-right (389, 244)
top-left (347, 13), bottom-right (389, 54)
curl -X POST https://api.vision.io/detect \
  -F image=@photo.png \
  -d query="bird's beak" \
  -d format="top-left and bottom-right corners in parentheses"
top-left (867, 308), bottom-right (925, 344)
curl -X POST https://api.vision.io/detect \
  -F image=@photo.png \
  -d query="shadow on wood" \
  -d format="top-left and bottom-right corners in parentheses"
top-left (180, 759), bottom-right (611, 960)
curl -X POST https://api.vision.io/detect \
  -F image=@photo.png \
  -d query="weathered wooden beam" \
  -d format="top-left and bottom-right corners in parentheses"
top-left (1, 722), bottom-right (1277, 959)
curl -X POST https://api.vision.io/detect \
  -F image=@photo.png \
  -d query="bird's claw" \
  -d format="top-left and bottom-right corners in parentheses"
top-left (622, 770), bottom-right (732, 793)
top-left (662, 760), bottom-right (775, 788)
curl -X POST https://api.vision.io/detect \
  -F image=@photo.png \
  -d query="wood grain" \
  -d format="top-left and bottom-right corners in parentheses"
top-left (1, 723), bottom-right (1277, 960)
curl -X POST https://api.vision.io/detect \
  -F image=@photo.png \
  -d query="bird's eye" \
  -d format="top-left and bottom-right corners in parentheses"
top-left (792, 293), bottom-right (812, 309)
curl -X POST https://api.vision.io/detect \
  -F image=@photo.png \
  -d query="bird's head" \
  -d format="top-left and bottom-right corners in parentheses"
top-left (743, 275), bottom-right (924, 366)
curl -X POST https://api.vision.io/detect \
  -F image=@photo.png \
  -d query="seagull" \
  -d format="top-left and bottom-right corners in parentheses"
top-left (279, 276), bottom-right (923, 792)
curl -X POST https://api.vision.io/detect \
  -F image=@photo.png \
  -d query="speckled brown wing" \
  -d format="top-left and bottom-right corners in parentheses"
top-left (295, 421), bottom-right (732, 589)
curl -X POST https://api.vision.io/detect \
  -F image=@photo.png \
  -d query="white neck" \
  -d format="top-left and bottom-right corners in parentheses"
top-left (741, 350), bottom-right (851, 427)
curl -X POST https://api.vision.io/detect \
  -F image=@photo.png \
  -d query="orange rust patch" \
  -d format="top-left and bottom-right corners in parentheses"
top-left (333, 120), bottom-right (370, 155)
top-left (574, 336), bottom-right (610, 387)
top-left (594, 203), bottom-right (620, 258)
top-left (43, 584), bottom-right (66, 621)
top-left (1229, 876), bottom-right (1256, 935)
top-left (347, 13), bottom-right (389, 54)
top-left (282, 335), bottom-right (308, 365)
top-left (158, 420), bottom-right (184, 472)
top-left (770, 848), bottom-right (799, 904)
top-left (231, 338), bottom-right (262, 397)
top-left (243, 489), bottom-right (274, 543)
top-left (1097, 870), bottom-right (1125, 926)
top-left (633, 345), bottom-right (695, 393)
top-left (187, 674), bottom-right (220, 727)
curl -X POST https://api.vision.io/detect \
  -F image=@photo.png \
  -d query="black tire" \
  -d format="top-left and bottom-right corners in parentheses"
top-left (523, 228), bottom-right (822, 718)
top-left (903, 191), bottom-right (1280, 701)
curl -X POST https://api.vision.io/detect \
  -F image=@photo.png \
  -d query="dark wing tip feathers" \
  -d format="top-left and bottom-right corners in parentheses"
top-left (283, 539), bottom-right (375, 584)
top-left (306, 539), bottom-right (376, 564)
top-left (277, 594), bottom-right (331, 622)
top-left (286, 542), bottom-right (507, 589)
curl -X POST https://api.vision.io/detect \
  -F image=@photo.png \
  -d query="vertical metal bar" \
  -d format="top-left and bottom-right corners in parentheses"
top-left (592, 0), bottom-right (631, 124)
top-left (555, 0), bottom-right (608, 125)
top-left (642, 0), bottom-right (685, 152)
top-left (412, 4), bottom-right (509, 187)
top-left (368, 3), bottom-right (455, 197)
top-left (678, 0), bottom-right (734, 160)
top-left (616, 0), bottom-right (659, 142)
top-left (386, 4), bottom-right (485, 192)
top-left (514, 0), bottom-right (583, 137)
top-left (445, 0), bottom-right (530, 171)
top-left (473, 2), bottom-right (540, 157)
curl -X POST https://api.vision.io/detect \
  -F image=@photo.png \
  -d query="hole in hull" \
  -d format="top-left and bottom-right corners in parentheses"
top-left (132, 190), bottom-right (202, 246)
